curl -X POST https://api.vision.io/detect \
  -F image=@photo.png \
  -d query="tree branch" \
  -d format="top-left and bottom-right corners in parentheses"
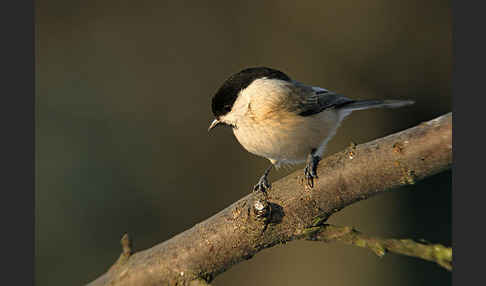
top-left (87, 113), bottom-right (452, 286)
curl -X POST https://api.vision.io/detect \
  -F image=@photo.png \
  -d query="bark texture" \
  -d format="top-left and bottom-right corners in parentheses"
top-left (87, 113), bottom-right (452, 286)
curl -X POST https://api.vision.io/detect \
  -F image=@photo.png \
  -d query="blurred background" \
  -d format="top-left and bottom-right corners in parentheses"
top-left (36, 0), bottom-right (452, 285)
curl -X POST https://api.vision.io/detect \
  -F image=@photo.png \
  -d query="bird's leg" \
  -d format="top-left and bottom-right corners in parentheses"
top-left (304, 149), bottom-right (321, 188)
top-left (253, 164), bottom-right (273, 193)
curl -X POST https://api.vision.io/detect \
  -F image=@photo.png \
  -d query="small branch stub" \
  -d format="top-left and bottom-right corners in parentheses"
top-left (120, 233), bottom-right (132, 257)
top-left (108, 233), bottom-right (133, 273)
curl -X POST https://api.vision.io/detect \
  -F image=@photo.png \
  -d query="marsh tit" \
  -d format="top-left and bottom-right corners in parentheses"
top-left (208, 67), bottom-right (414, 192)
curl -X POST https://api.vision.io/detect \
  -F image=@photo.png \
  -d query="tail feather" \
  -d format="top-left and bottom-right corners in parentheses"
top-left (339, 99), bottom-right (415, 112)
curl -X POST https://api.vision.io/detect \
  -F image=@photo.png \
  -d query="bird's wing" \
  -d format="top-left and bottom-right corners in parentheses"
top-left (291, 82), bottom-right (355, 116)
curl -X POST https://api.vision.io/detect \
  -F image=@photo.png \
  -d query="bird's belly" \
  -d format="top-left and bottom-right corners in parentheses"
top-left (233, 114), bottom-right (336, 165)
top-left (234, 128), bottom-right (306, 163)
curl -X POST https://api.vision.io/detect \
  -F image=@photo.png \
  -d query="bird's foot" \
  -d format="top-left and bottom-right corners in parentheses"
top-left (304, 154), bottom-right (320, 188)
top-left (253, 174), bottom-right (271, 194)
top-left (253, 165), bottom-right (273, 194)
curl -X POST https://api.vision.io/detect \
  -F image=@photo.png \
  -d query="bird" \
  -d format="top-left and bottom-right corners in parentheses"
top-left (208, 66), bottom-right (414, 193)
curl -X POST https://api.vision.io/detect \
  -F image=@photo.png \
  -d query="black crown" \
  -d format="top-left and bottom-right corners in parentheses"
top-left (211, 67), bottom-right (291, 117)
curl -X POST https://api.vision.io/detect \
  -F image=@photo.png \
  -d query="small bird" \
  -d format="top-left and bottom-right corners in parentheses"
top-left (208, 67), bottom-right (414, 192)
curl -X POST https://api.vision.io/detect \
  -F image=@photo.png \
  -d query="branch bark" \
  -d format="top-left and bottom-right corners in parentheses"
top-left (87, 113), bottom-right (452, 286)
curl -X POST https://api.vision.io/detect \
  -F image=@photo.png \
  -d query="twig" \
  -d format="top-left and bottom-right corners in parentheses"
top-left (302, 224), bottom-right (452, 271)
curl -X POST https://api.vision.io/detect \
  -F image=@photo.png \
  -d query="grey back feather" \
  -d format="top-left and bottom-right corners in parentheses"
top-left (292, 81), bottom-right (414, 116)
top-left (290, 82), bottom-right (354, 116)
top-left (298, 93), bottom-right (355, 116)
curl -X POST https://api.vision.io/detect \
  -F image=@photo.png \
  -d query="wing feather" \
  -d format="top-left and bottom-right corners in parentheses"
top-left (290, 82), bottom-right (355, 116)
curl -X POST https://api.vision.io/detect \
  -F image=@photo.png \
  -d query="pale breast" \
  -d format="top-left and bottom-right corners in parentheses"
top-left (233, 109), bottom-right (340, 165)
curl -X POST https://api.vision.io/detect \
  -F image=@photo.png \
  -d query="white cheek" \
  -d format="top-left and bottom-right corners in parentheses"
top-left (220, 93), bottom-right (250, 125)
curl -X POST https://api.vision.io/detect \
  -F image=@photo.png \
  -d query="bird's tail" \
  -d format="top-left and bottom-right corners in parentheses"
top-left (338, 99), bottom-right (415, 112)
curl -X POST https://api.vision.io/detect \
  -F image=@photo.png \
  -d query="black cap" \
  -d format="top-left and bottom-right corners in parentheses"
top-left (211, 67), bottom-right (291, 117)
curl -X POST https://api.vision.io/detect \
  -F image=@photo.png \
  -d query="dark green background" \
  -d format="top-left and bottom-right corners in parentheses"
top-left (36, 1), bottom-right (451, 285)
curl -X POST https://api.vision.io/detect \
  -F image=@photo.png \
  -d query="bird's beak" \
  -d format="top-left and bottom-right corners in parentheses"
top-left (208, 119), bottom-right (221, 132)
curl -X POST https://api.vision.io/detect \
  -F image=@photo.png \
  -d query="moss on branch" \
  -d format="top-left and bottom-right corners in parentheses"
top-left (302, 224), bottom-right (452, 271)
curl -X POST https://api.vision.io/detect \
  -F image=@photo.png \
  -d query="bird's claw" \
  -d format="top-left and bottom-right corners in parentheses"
top-left (253, 176), bottom-right (271, 194)
top-left (304, 155), bottom-right (320, 188)
top-left (304, 166), bottom-right (317, 188)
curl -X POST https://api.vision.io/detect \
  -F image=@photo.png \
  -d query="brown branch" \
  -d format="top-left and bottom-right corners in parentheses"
top-left (87, 113), bottom-right (452, 286)
top-left (302, 224), bottom-right (452, 271)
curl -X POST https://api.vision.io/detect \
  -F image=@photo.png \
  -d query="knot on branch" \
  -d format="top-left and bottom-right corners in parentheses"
top-left (253, 198), bottom-right (270, 219)
top-left (251, 193), bottom-right (285, 225)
